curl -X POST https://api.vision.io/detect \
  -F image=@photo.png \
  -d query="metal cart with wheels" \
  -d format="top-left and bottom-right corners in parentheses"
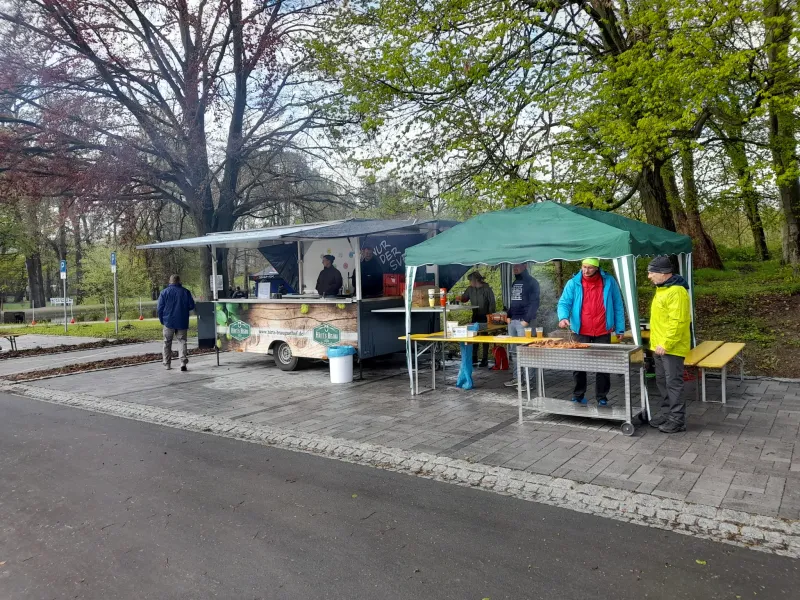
top-left (516, 344), bottom-right (648, 436)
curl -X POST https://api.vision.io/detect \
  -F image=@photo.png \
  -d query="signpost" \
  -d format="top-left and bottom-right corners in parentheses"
top-left (111, 252), bottom-right (119, 334)
top-left (60, 260), bottom-right (67, 333)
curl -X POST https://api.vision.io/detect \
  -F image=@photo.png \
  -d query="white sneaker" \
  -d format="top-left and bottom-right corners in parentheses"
top-left (504, 379), bottom-right (518, 387)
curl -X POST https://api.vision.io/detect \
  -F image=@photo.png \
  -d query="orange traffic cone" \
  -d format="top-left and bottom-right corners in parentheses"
top-left (31, 319), bottom-right (37, 326)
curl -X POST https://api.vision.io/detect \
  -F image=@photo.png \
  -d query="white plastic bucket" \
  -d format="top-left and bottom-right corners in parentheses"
top-left (329, 355), bottom-right (353, 383)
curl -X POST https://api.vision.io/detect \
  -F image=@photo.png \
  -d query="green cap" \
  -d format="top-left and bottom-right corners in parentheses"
top-left (582, 258), bottom-right (600, 267)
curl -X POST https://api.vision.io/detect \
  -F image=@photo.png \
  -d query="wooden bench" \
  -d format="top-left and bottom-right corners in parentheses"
top-left (696, 342), bottom-right (746, 405)
top-left (683, 341), bottom-right (723, 401)
top-left (2, 333), bottom-right (24, 351)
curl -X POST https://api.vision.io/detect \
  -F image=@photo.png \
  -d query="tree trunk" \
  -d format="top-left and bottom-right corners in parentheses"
top-left (660, 157), bottom-right (689, 234)
top-left (72, 215), bottom-right (83, 303)
top-left (721, 135), bottom-right (770, 260)
top-left (679, 146), bottom-right (724, 269)
top-left (638, 159), bottom-right (677, 231)
top-left (25, 253), bottom-right (46, 309)
top-left (764, 0), bottom-right (800, 265)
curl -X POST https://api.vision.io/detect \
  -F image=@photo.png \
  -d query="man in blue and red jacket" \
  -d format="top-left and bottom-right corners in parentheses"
top-left (557, 258), bottom-right (626, 405)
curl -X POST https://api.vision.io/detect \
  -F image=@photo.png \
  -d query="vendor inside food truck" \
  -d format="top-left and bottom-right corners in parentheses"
top-left (360, 246), bottom-right (384, 297)
top-left (315, 254), bottom-right (343, 296)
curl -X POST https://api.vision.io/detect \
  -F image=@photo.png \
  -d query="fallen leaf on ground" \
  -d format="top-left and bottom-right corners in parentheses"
top-left (695, 559), bottom-right (707, 565)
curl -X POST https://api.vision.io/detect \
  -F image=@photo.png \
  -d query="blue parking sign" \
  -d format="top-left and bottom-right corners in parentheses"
top-left (60, 260), bottom-right (67, 279)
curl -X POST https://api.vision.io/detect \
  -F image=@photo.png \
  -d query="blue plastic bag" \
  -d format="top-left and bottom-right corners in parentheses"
top-left (455, 343), bottom-right (474, 389)
top-left (327, 345), bottom-right (356, 358)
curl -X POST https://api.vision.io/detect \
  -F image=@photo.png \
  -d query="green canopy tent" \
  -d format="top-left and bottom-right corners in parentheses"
top-left (402, 201), bottom-right (694, 396)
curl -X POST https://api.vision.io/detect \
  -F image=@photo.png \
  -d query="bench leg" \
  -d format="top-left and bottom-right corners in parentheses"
top-left (739, 354), bottom-right (744, 384)
top-left (721, 366), bottom-right (727, 405)
top-left (694, 367), bottom-right (700, 403)
top-left (701, 368), bottom-right (707, 403)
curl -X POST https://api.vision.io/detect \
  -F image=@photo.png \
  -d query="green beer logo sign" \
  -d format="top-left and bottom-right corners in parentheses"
top-left (228, 320), bottom-right (251, 341)
top-left (313, 323), bottom-right (340, 346)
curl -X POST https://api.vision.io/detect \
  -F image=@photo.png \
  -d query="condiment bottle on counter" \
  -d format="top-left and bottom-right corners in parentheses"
top-left (439, 287), bottom-right (447, 307)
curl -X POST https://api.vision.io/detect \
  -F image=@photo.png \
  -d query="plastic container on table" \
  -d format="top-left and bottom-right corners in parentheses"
top-left (327, 345), bottom-right (356, 384)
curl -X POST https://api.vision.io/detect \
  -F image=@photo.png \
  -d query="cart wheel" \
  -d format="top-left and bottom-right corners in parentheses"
top-left (620, 422), bottom-right (635, 437)
top-left (274, 342), bottom-right (299, 371)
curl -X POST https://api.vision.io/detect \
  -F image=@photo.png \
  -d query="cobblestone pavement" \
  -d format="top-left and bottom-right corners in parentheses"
top-left (4, 351), bottom-right (800, 555)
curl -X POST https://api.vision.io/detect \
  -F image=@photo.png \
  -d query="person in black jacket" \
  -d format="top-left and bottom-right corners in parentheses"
top-left (360, 246), bottom-right (384, 297)
top-left (505, 263), bottom-right (540, 387)
top-left (315, 255), bottom-right (343, 296)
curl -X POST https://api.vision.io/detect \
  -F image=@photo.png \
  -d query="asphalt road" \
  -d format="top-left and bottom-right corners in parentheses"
top-left (0, 393), bottom-right (796, 600)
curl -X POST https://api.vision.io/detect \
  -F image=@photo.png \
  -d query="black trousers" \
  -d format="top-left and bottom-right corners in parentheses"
top-left (573, 333), bottom-right (611, 398)
top-left (655, 354), bottom-right (686, 425)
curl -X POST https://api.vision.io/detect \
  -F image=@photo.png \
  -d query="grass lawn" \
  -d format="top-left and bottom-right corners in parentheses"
top-left (0, 317), bottom-right (198, 341)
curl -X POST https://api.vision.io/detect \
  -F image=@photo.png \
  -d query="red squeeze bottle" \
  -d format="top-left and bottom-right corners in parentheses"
top-left (440, 288), bottom-right (447, 307)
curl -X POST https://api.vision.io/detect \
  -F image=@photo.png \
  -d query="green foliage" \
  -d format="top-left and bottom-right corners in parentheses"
top-left (317, 0), bottom-right (782, 209)
top-left (81, 246), bottom-right (153, 313)
top-left (2, 318), bottom-right (197, 341)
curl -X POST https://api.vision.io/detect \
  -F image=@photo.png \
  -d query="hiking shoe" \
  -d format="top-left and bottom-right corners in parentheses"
top-left (597, 397), bottom-right (608, 406)
top-left (649, 414), bottom-right (668, 428)
top-left (658, 420), bottom-right (686, 434)
top-left (180, 365), bottom-right (188, 372)
top-left (504, 379), bottom-right (518, 387)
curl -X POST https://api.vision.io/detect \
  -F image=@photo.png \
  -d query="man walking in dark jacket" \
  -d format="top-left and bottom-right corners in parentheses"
top-left (157, 275), bottom-right (195, 371)
top-left (505, 263), bottom-right (540, 387)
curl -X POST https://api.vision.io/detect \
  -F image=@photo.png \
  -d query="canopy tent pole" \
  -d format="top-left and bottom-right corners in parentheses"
top-left (405, 265), bottom-right (418, 395)
top-left (210, 245), bottom-right (219, 301)
top-left (678, 253), bottom-right (697, 347)
top-left (613, 255), bottom-right (650, 419)
top-left (500, 263), bottom-right (513, 312)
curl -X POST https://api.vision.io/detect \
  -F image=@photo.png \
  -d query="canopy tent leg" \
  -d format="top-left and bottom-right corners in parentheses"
top-left (405, 265), bottom-right (418, 396)
top-left (612, 254), bottom-right (650, 420)
top-left (678, 252), bottom-right (696, 347)
top-left (500, 263), bottom-right (513, 312)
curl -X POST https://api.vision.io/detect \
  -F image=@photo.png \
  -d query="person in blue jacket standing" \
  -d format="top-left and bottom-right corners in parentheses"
top-left (157, 274), bottom-right (196, 371)
top-left (505, 263), bottom-right (540, 387)
top-left (557, 258), bottom-right (626, 405)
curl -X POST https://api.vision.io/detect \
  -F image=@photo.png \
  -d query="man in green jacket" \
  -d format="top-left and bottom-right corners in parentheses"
top-left (646, 256), bottom-right (692, 433)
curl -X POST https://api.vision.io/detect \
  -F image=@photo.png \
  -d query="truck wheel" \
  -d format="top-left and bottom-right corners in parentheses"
top-left (274, 342), bottom-right (299, 371)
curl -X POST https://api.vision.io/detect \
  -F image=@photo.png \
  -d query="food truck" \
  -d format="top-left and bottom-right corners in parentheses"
top-left (140, 219), bottom-right (464, 371)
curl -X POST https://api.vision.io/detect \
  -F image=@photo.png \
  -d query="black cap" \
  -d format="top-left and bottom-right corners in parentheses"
top-left (323, 254), bottom-right (335, 262)
top-left (647, 256), bottom-right (673, 274)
